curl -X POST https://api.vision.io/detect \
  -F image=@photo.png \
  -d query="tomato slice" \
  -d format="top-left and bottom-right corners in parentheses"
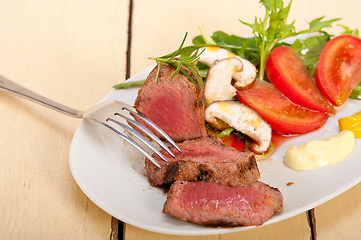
top-left (315, 35), bottom-right (361, 106)
top-left (220, 134), bottom-right (246, 151)
top-left (237, 79), bottom-right (328, 134)
top-left (266, 45), bottom-right (335, 114)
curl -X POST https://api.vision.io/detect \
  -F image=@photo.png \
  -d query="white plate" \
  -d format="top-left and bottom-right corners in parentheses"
top-left (69, 67), bottom-right (361, 236)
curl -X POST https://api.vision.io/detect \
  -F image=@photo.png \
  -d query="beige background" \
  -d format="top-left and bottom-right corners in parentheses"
top-left (0, 0), bottom-right (361, 239)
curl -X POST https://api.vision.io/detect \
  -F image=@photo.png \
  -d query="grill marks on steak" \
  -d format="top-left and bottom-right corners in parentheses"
top-left (163, 181), bottom-right (283, 227)
top-left (134, 63), bottom-right (207, 142)
top-left (145, 137), bottom-right (260, 187)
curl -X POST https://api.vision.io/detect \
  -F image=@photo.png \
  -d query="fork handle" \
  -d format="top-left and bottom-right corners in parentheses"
top-left (0, 74), bottom-right (83, 118)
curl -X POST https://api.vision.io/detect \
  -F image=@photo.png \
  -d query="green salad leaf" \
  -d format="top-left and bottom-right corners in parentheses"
top-left (350, 84), bottom-right (361, 100)
top-left (302, 16), bottom-right (341, 33)
top-left (340, 25), bottom-right (359, 37)
top-left (216, 128), bottom-right (235, 138)
top-left (114, 0), bottom-right (361, 104)
top-left (193, 0), bottom-right (340, 81)
top-left (290, 33), bottom-right (331, 76)
top-left (240, 0), bottom-right (295, 79)
top-left (239, 0), bottom-right (340, 80)
top-left (113, 80), bottom-right (145, 89)
top-left (213, 127), bottom-right (250, 151)
top-left (148, 32), bottom-right (204, 89)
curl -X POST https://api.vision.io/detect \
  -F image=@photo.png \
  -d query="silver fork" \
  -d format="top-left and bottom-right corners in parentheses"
top-left (0, 74), bottom-right (180, 168)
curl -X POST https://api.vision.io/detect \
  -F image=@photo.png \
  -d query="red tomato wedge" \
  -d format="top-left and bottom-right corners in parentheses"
top-left (237, 79), bottom-right (328, 135)
top-left (221, 134), bottom-right (246, 151)
top-left (266, 45), bottom-right (335, 114)
top-left (315, 35), bottom-right (361, 106)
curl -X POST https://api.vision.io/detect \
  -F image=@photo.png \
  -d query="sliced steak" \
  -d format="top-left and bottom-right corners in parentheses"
top-left (145, 136), bottom-right (260, 187)
top-left (134, 62), bottom-right (207, 142)
top-left (163, 181), bottom-right (283, 227)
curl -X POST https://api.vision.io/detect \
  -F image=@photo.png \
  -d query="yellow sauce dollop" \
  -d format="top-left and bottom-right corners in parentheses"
top-left (284, 130), bottom-right (355, 171)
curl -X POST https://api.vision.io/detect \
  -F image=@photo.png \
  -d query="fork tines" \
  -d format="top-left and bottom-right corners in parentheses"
top-left (103, 107), bottom-right (180, 168)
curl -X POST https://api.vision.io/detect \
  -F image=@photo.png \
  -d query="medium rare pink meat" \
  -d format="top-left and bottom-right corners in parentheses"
top-left (163, 181), bottom-right (283, 226)
top-left (134, 62), bottom-right (207, 142)
top-left (145, 137), bottom-right (260, 187)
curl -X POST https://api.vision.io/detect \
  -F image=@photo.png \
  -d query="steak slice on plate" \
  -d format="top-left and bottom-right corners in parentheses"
top-left (145, 136), bottom-right (260, 187)
top-left (163, 181), bottom-right (283, 227)
top-left (134, 62), bottom-right (207, 142)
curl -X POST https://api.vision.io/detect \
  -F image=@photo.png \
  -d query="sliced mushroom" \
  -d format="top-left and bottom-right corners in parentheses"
top-left (204, 57), bottom-right (243, 106)
top-left (199, 46), bottom-right (257, 88)
top-left (205, 101), bottom-right (272, 153)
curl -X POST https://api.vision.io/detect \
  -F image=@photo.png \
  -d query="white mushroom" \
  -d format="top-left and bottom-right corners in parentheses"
top-left (204, 57), bottom-right (243, 106)
top-left (199, 46), bottom-right (257, 88)
top-left (205, 101), bottom-right (272, 154)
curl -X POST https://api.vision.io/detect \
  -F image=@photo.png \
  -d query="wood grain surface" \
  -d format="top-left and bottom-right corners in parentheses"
top-left (1, 0), bottom-right (361, 239)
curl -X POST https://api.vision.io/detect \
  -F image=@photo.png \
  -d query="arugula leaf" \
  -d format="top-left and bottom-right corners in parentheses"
top-left (301, 16), bottom-right (341, 33)
top-left (350, 84), bottom-right (361, 100)
top-left (291, 33), bottom-right (331, 75)
top-left (213, 127), bottom-right (250, 151)
top-left (113, 80), bottom-right (145, 89)
top-left (340, 25), bottom-right (360, 37)
top-left (193, 27), bottom-right (260, 78)
top-left (198, 24), bottom-right (216, 45)
top-left (239, 0), bottom-right (295, 79)
top-left (216, 128), bottom-right (235, 138)
top-left (239, 0), bottom-right (340, 80)
top-left (193, 31), bottom-right (261, 70)
top-left (195, 61), bottom-right (209, 79)
top-left (193, 1), bottom-right (341, 81)
top-left (212, 31), bottom-right (259, 60)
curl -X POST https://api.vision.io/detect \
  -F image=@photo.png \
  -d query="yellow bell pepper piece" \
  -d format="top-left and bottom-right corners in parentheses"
top-left (338, 111), bottom-right (361, 138)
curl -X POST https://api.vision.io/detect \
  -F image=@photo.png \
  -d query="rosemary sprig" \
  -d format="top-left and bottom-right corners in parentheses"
top-left (149, 32), bottom-right (205, 89)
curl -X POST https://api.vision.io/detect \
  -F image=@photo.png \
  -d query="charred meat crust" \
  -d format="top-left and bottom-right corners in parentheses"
top-left (150, 155), bottom-right (258, 186)
top-left (145, 137), bottom-right (260, 187)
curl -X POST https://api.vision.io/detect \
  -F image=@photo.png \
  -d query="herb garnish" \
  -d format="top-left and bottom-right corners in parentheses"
top-left (148, 33), bottom-right (205, 89)
top-left (240, 0), bottom-right (340, 80)
top-left (193, 2), bottom-right (340, 81)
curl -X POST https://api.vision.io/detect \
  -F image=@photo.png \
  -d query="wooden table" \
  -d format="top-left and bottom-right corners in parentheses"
top-left (1, 0), bottom-right (361, 239)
